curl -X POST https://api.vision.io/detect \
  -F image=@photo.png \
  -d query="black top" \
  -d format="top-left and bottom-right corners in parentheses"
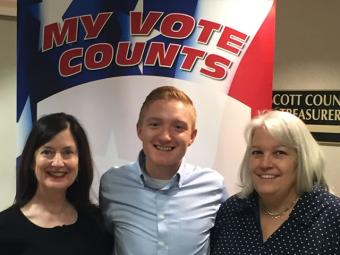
top-left (0, 205), bottom-right (113, 255)
top-left (210, 186), bottom-right (340, 255)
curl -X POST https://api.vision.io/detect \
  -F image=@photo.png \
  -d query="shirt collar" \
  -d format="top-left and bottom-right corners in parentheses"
top-left (137, 150), bottom-right (190, 189)
top-left (175, 157), bottom-right (192, 187)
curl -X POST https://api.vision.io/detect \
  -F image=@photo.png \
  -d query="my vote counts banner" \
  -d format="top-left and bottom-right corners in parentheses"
top-left (17, 0), bottom-right (276, 198)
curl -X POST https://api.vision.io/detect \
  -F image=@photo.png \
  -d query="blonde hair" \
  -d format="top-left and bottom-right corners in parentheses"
top-left (137, 86), bottom-right (196, 127)
top-left (238, 110), bottom-right (328, 198)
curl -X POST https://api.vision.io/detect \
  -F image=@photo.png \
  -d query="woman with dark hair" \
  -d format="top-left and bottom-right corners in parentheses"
top-left (0, 113), bottom-right (113, 255)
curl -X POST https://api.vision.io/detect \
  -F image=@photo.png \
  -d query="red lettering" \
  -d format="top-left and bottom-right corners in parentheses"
top-left (180, 46), bottom-right (206, 71)
top-left (217, 27), bottom-right (248, 56)
top-left (84, 43), bottom-right (113, 70)
top-left (43, 17), bottom-right (78, 52)
top-left (116, 42), bottom-right (146, 66)
top-left (80, 12), bottom-right (112, 40)
top-left (59, 48), bottom-right (83, 77)
top-left (201, 54), bottom-right (231, 80)
top-left (145, 43), bottom-right (181, 67)
top-left (197, 19), bottom-right (222, 44)
top-left (160, 13), bottom-right (195, 39)
top-left (130, 11), bottom-right (163, 35)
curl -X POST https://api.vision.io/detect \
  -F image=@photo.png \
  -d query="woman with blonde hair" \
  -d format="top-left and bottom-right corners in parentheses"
top-left (210, 110), bottom-right (340, 254)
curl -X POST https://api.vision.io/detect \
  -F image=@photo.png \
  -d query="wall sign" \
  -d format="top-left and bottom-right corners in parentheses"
top-left (273, 90), bottom-right (340, 145)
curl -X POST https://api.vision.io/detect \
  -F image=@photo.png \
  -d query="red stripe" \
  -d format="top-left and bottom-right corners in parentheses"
top-left (228, 0), bottom-right (276, 117)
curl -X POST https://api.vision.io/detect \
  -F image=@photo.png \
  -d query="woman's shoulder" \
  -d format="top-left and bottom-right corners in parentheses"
top-left (77, 204), bottom-right (108, 230)
top-left (309, 186), bottom-right (340, 209)
top-left (0, 205), bottom-right (18, 221)
top-left (321, 189), bottom-right (340, 214)
top-left (76, 204), bottom-right (113, 248)
top-left (219, 193), bottom-right (256, 213)
top-left (0, 205), bottom-right (22, 231)
top-left (78, 204), bottom-right (101, 216)
top-left (223, 193), bottom-right (243, 204)
top-left (299, 186), bottom-right (340, 223)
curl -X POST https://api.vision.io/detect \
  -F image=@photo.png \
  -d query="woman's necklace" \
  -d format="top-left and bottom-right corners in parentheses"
top-left (262, 197), bottom-right (299, 219)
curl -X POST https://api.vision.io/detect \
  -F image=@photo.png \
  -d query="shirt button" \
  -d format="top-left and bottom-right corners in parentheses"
top-left (158, 241), bottom-right (165, 246)
top-left (158, 214), bottom-right (165, 220)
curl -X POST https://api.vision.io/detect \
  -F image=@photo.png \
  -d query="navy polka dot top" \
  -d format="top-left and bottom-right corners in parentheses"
top-left (210, 186), bottom-right (340, 254)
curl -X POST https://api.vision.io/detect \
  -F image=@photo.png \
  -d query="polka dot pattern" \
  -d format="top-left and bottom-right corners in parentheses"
top-left (210, 186), bottom-right (340, 254)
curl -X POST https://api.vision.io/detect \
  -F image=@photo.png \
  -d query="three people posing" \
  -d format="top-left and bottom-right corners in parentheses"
top-left (1, 87), bottom-right (339, 255)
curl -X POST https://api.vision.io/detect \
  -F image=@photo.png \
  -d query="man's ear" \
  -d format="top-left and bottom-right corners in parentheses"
top-left (188, 129), bottom-right (197, 146)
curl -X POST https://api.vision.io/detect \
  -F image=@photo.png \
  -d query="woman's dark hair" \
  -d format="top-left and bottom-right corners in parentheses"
top-left (15, 112), bottom-right (94, 209)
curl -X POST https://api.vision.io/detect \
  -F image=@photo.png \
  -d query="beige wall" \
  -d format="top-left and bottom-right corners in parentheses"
top-left (0, 0), bottom-right (340, 210)
top-left (0, 16), bottom-right (16, 210)
top-left (274, 0), bottom-right (340, 195)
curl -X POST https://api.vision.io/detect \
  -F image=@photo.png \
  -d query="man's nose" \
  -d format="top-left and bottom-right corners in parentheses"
top-left (158, 127), bottom-right (172, 141)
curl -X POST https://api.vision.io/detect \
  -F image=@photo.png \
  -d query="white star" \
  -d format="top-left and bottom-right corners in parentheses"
top-left (130, 0), bottom-right (161, 73)
top-left (38, 0), bottom-right (73, 49)
top-left (17, 97), bottom-right (32, 157)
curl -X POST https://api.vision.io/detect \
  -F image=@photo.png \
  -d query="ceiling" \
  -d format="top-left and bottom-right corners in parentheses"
top-left (0, 0), bottom-right (16, 17)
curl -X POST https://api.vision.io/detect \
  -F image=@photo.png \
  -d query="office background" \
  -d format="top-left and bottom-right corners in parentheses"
top-left (1, 0), bottom-right (339, 210)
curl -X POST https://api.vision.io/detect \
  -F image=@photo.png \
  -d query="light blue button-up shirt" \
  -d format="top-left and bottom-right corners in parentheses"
top-left (100, 152), bottom-right (228, 255)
